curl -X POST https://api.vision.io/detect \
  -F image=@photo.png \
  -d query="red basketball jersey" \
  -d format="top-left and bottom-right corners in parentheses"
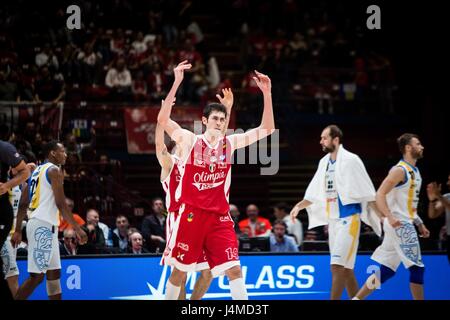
top-left (177, 135), bottom-right (233, 214)
top-left (161, 155), bottom-right (183, 213)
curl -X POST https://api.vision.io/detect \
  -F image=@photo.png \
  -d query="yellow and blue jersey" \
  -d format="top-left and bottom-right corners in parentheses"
top-left (28, 162), bottom-right (60, 226)
top-left (387, 159), bottom-right (422, 221)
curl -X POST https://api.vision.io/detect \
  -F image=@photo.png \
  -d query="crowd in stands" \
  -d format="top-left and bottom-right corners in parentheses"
top-left (1, 1), bottom-right (444, 256)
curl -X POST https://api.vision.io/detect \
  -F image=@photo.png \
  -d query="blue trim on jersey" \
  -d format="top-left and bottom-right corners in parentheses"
top-left (337, 196), bottom-right (361, 218)
top-left (329, 159), bottom-right (336, 164)
top-left (46, 165), bottom-right (52, 185)
top-left (27, 176), bottom-right (33, 202)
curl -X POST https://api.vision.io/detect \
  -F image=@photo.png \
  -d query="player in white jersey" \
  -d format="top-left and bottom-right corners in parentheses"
top-left (1, 162), bottom-right (36, 296)
top-left (353, 133), bottom-right (430, 300)
top-left (11, 141), bottom-right (87, 300)
top-left (290, 125), bottom-right (381, 299)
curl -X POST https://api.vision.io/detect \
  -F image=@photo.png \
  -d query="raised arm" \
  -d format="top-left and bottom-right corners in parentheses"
top-left (229, 71), bottom-right (275, 150)
top-left (157, 60), bottom-right (195, 145)
top-left (155, 99), bottom-right (174, 180)
top-left (216, 88), bottom-right (234, 134)
top-left (376, 167), bottom-right (404, 228)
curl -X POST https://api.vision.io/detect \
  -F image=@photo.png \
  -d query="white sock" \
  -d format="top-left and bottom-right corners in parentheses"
top-left (351, 296), bottom-right (360, 300)
top-left (229, 278), bottom-right (248, 300)
top-left (165, 280), bottom-right (181, 300)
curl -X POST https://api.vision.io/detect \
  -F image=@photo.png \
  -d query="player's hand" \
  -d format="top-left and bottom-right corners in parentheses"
top-left (0, 182), bottom-right (7, 195)
top-left (426, 182), bottom-right (439, 201)
top-left (173, 60), bottom-right (192, 84)
top-left (253, 70), bottom-right (272, 94)
top-left (11, 231), bottom-right (22, 248)
top-left (76, 228), bottom-right (88, 245)
top-left (418, 224), bottom-right (430, 238)
top-left (387, 216), bottom-right (401, 229)
top-left (216, 88), bottom-right (234, 110)
top-left (290, 206), bottom-right (301, 223)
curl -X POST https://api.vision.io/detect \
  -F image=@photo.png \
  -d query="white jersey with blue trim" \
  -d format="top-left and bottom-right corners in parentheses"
top-left (386, 160), bottom-right (422, 222)
top-left (27, 162), bottom-right (59, 226)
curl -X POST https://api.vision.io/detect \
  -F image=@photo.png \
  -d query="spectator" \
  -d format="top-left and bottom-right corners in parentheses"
top-left (141, 197), bottom-right (166, 252)
top-left (270, 220), bottom-right (299, 253)
top-left (229, 204), bottom-right (242, 236)
top-left (105, 57), bottom-right (132, 100)
top-left (147, 62), bottom-right (167, 101)
top-left (58, 198), bottom-right (85, 236)
top-left (86, 208), bottom-right (110, 241)
top-left (76, 43), bottom-right (103, 86)
top-left (127, 231), bottom-right (150, 254)
top-left (273, 202), bottom-right (303, 246)
top-left (239, 204), bottom-right (272, 237)
top-left (109, 215), bottom-right (130, 252)
top-left (0, 71), bottom-right (19, 101)
top-left (132, 31), bottom-right (148, 55)
top-left (34, 66), bottom-right (65, 103)
top-left (132, 70), bottom-right (148, 101)
top-left (427, 174), bottom-right (450, 261)
top-left (35, 43), bottom-right (59, 71)
top-left (59, 229), bottom-right (78, 256)
top-left (78, 209), bottom-right (107, 254)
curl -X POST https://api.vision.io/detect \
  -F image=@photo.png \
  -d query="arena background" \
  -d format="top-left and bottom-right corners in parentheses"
top-left (1, 0), bottom-right (448, 302)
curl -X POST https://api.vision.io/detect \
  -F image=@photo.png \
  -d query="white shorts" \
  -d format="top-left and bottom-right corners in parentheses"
top-left (1, 236), bottom-right (19, 279)
top-left (27, 218), bottom-right (61, 274)
top-left (328, 213), bottom-right (361, 269)
top-left (371, 219), bottom-right (424, 271)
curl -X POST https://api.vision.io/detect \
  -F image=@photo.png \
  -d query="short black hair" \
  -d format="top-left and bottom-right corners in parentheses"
top-left (397, 133), bottom-right (419, 154)
top-left (273, 219), bottom-right (288, 230)
top-left (152, 197), bottom-right (163, 205)
top-left (42, 140), bottom-right (61, 158)
top-left (203, 103), bottom-right (227, 119)
top-left (324, 124), bottom-right (343, 143)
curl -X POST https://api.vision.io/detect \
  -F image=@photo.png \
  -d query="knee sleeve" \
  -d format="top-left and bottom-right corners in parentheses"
top-left (46, 279), bottom-right (62, 296)
top-left (409, 266), bottom-right (424, 284)
top-left (379, 264), bottom-right (395, 283)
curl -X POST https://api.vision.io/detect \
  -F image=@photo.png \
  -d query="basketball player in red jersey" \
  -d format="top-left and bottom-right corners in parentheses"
top-left (156, 62), bottom-right (235, 300)
top-left (158, 60), bottom-right (275, 300)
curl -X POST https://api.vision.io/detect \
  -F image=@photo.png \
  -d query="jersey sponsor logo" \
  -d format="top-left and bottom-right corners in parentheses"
top-left (193, 181), bottom-right (224, 191)
top-left (177, 242), bottom-right (189, 251)
top-left (194, 158), bottom-right (206, 168)
top-left (192, 171), bottom-right (226, 191)
top-left (219, 216), bottom-right (231, 222)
